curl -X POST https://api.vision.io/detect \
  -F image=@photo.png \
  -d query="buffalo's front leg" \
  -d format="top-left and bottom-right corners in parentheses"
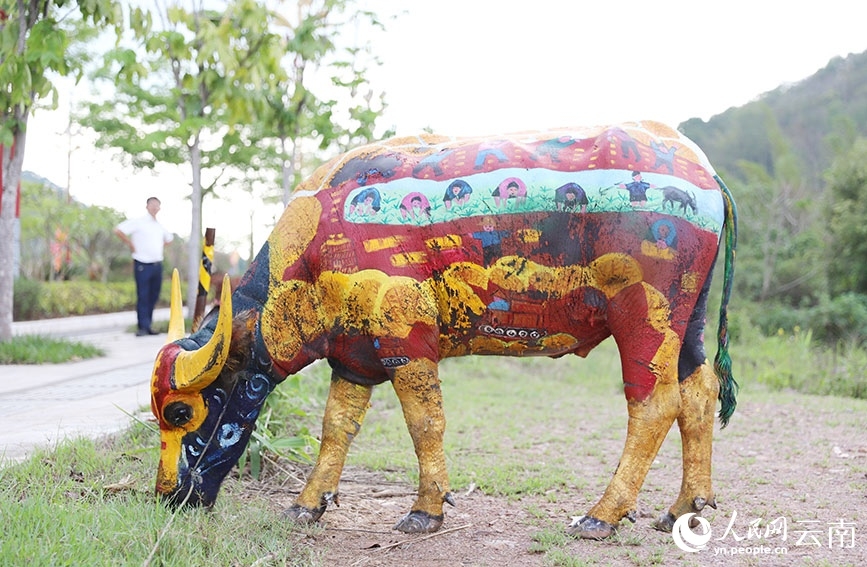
top-left (569, 284), bottom-right (681, 539)
top-left (286, 372), bottom-right (371, 524)
top-left (655, 361), bottom-right (719, 532)
top-left (391, 358), bottom-right (453, 533)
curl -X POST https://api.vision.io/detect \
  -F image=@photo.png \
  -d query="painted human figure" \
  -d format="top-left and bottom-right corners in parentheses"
top-left (609, 128), bottom-right (641, 162)
top-left (492, 177), bottom-right (527, 208)
top-left (654, 219), bottom-right (676, 249)
top-left (617, 171), bottom-right (656, 208)
top-left (400, 192), bottom-right (432, 220)
top-left (412, 149), bottom-right (454, 177)
top-left (473, 140), bottom-right (510, 169)
top-left (531, 136), bottom-right (576, 162)
top-left (471, 217), bottom-right (509, 266)
top-left (349, 187), bottom-right (382, 216)
top-left (641, 218), bottom-right (678, 260)
top-left (651, 140), bottom-right (677, 173)
top-left (554, 182), bottom-right (589, 213)
top-left (443, 180), bottom-right (473, 210)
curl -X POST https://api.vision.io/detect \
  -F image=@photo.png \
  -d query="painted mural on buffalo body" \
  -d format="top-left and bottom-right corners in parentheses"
top-left (150, 120), bottom-right (737, 540)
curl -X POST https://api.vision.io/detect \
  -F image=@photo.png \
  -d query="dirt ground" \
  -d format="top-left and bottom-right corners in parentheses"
top-left (245, 389), bottom-right (867, 567)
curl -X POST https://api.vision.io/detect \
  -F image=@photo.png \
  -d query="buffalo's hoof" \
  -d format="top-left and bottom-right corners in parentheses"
top-left (567, 515), bottom-right (616, 540)
top-left (656, 496), bottom-right (716, 532)
top-left (284, 503), bottom-right (326, 524)
top-left (393, 510), bottom-right (444, 533)
top-left (654, 511), bottom-right (676, 532)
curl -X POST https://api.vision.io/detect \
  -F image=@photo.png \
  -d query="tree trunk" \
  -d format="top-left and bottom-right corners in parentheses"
top-left (0, 129), bottom-right (27, 341)
top-left (187, 137), bottom-right (204, 321)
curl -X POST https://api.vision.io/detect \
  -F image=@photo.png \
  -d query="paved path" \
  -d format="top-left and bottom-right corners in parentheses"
top-left (0, 308), bottom-right (171, 465)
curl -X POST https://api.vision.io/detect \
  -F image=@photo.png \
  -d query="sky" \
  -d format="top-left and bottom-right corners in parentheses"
top-left (21, 0), bottom-right (867, 256)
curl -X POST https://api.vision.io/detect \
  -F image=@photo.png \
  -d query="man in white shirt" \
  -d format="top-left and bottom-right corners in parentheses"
top-left (114, 197), bottom-right (174, 336)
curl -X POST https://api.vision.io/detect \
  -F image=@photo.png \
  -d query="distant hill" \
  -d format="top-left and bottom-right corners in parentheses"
top-left (679, 50), bottom-right (867, 187)
top-left (21, 170), bottom-right (66, 195)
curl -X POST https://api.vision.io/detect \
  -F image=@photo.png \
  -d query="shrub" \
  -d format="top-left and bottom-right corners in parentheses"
top-left (806, 293), bottom-right (867, 343)
top-left (751, 294), bottom-right (867, 345)
top-left (12, 278), bottom-right (43, 320)
top-left (12, 278), bottom-right (174, 320)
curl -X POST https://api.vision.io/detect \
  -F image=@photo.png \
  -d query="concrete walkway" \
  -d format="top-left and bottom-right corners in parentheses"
top-left (0, 308), bottom-right (171, 465)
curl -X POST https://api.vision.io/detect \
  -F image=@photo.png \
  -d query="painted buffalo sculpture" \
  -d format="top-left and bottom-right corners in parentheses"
top-left (150, 121), bottom-right (738, 540)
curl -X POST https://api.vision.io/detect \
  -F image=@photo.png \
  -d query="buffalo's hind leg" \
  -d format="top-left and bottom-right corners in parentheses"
top-left (568, 283), bottom-right (681, 539)
top-left (285, 372), bottom-right (372, 524)
top-left (655, 361), bottom-right (719, 531)
top-left (656, 266), bottom-right (720, 532)
top-left (391, 358), bottom-right (453, 533)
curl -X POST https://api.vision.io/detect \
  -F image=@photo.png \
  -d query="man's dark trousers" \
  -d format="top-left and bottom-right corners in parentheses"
top-left (134, 260), bottom-right (162, 332)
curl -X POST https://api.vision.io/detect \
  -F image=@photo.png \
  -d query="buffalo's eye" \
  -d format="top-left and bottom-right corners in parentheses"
top-left (164, 401), bottom-right (194, 427)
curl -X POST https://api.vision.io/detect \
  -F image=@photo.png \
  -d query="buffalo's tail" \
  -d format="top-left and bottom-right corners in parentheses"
top-left (714, 176), bottom-right (738, 427)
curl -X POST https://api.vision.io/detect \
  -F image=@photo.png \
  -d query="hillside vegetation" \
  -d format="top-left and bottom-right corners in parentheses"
top-left (681, 50), bottom-right (867, 340)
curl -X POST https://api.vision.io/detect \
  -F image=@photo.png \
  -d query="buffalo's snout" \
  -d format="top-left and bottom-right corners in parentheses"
top-left (160, 485), bottom-right (213, 509)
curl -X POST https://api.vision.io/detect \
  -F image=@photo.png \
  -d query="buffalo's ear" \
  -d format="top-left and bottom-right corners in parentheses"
top-left (222, 309), bottom-right (259, 376)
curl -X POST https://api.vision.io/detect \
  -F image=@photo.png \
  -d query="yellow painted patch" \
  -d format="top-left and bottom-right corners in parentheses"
top-left (431, 263), bottom-right (489, 330)
top-left (268, 197), bottom-right (321, 282)
top-left (390, 251), bottom-right (428, 267)
top-left (364, 236), bottom-right (406, 253)
top-left (588, 253), bottom-right (644, 298)
top-left (438, 335), bottom-right (468, 358)
top-left (468, 332), bottom-right (579, 356)
top-left (426, 234), bottom-right (463, 251)
top-left (264, 270), bottom-right (440, 363)
top-left (262, 279), bottom-right (326, 363)
top-left (516, 229), bottom-right (541, 243)
top-left (377, 277), bottom-right (439, 337)
top-left (155, 392), bottom-right (207, 493)
top-left (641, 239), bottom-right (676, 260)
top-left (539, 333), bottom-right (581, 352)
top-left (681, 271), bottom-right (699, 294)
top-left (259, 253), bottom-right (665, 366)
top-left (156, 428), bottom-right (184, 493)
top-left (642, 282), bottom-right (673, 333)
top-left (468, 335), bottom-right (523, 354)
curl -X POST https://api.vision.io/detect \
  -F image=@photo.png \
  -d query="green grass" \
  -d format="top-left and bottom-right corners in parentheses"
top-left (0, 335), bottom-right (104, 364)
top-left (735, 322), bottom-right (867, 399)
top-left (4, 323), bottom-right (867, 565)
top-left (330, 347), bottom-right (625, 502)
top-left (0, 421), bottom-right (319, 566)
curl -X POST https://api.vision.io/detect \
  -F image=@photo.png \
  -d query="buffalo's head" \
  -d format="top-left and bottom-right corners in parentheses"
top-left (150, 271), bottom-right (275, 508)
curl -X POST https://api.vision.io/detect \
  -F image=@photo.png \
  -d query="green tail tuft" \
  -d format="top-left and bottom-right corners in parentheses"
top-left (714, 176), bottom-right (739, 428)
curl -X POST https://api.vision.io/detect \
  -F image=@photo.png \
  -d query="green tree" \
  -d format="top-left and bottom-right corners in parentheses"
top-left (67, 203), bottom-right (126, 282)
top-left (826, 137), bottom-right (867, 295)
top-left (732, 110), bottom-right (825, 304)
top-left (194, 0), bottom-right (390, 262)
top-left (18, 180), bottom-right (125, 281)
top-left (265, 0), bottom-right (390, 206)
top-left (0, 0), bottom-right (120, 340)
top-left (79, 0), bottom-right (286, 315)
top-left (18, 180), bottom-right (74, 280)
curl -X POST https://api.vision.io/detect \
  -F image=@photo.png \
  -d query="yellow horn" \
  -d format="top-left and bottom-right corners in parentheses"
top-left (167, 269), bottom-right (186, 343)
top-left (172, 274), bottom-right (234, 391)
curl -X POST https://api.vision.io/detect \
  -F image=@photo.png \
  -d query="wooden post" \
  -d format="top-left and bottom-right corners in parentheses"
top-left (192, 228), bottom-right (215, 331)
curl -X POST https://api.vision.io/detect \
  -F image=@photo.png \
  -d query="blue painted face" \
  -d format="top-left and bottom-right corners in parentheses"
top-left (162, 371), bottom-right (276, 508)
